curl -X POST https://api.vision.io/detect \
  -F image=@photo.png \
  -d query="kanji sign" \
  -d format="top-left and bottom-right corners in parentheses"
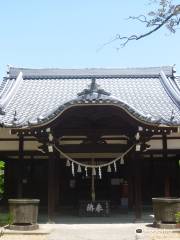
top-left (79, 200), bottom-right (109, 217)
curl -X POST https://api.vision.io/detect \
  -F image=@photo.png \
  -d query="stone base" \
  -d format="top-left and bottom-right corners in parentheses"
top-left (9, 224), bottom-right (39, 231)
top-left (153, 222), bottom-right (176, 229)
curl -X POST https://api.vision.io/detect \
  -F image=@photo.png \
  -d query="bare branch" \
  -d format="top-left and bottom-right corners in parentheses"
top-left (98, 2), bottom-right (180, 50)
top-left (120, 4), bottom-right (180, 46)
top-left (126, 15), bottom-right (149, 24)
top-left (123, 13), bottom-right (174, 43)
top-left (120, 10), bottom-right (176, 47)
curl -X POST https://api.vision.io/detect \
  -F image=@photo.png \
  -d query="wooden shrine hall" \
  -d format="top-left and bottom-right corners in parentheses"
top-left (0, 66), bottom-right (180, 221)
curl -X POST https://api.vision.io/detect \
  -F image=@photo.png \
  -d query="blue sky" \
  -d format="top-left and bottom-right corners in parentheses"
top-left (0, 0), bottom-right (180, 79)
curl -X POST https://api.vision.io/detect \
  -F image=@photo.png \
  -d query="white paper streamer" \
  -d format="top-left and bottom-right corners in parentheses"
top-left (120, 157), bottom-right (124, 165)
top-left (85, 167), bottom-right (88, 177)
top-left (72, 162), bottom-right (75, 176)
top-left (113, 161), bottom-right (117, 172)
top-left (107, 165), bottom-right (111, 173)
top-left (77, 165), bottom-right (82, 173)
top-left (98, 167), bottom-right (102, 179)
top-left (66, 159), bottom-right (71, 167)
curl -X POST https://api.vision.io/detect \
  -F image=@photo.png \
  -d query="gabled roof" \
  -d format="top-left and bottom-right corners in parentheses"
top-left (0, 66), bottom-right (180, 129)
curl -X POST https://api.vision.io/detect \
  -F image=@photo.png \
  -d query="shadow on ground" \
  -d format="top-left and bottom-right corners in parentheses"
top-left (38, 208), bottom-right (154, 224)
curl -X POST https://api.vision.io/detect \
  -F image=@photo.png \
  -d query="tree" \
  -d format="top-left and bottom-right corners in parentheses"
top-left (101, 0), bottom-right (180, 48)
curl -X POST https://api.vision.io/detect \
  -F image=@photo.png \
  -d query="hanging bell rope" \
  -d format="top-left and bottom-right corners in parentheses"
top-left (53, 143), bottom-right (135, 169)
top-left (92, 168), bottom-right (96, 176)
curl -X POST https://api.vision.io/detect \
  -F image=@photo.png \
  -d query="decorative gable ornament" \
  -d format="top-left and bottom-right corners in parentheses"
top-left (77, 78), bottom-right (111, 101)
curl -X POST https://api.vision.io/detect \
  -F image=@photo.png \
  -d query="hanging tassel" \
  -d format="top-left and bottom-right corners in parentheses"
top-left (136, 144), bottom-right (141, 151)
top-left (48, 145), bottom-right (53, 152)
top-left (71, 162), bottom-right (75, 176)
top-left (92, 168), bottom-right (96, 176)
top-left (113, 161), bottom-right (117, 172)
top-left (77, 165), bottom-right (82, 173)
top-left (85, 167), bottom-right (88, 177)
top-left (66, 159), bottom-right (71, 167)
top-left (107, 165), bottom-right (111, 173)
top-left (120, 157), bottom-right (124, 165)
top-left (48, 133), bottom-right (53, 141)
top-left (98, 167), bottom-right (102, 179)
top-left (135, 132), bottom-right (140, 140)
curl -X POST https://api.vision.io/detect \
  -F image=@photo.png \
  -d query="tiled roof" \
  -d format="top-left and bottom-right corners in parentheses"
top-left (0, 66), bottom-right (180, 128)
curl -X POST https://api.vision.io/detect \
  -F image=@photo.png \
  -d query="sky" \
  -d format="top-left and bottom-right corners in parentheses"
top-left (0, 0), bottom-right (180, 80)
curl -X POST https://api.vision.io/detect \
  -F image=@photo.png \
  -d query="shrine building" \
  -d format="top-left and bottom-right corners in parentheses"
top-left (0, 66), bottom-right (180, 221)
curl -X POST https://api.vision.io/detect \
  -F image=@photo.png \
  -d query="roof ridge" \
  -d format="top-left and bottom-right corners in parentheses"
top-left (8, 66), bottom-right (174, 78)
top-left (9, 65), bottom-right (173, 70)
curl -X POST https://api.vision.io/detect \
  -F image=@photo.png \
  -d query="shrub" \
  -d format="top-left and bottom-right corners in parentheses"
top-left (0, 161), bottom-right (5, 199)
top-left (175, 212), bottom-right (180, 223)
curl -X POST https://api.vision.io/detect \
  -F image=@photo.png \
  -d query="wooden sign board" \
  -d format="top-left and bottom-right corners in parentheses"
top-left (79, 200), bottom-right (110, 217)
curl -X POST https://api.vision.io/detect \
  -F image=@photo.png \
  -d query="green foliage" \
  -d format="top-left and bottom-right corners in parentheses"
top-left (0, 212), bottom-right (13, 226)
top-left (175, 211), bottom-right (180, 223)
top-left (0, 161), bottom-right (5, 197)
top-left (7, 212), bottom-right (13, 225)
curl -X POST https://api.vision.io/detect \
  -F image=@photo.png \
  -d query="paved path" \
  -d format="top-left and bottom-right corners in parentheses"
top-left (1, 224), bottom-right (180, 240)
top-left (1, 236), bottom-right (47, 240)
top-left (48, 223), bottom-right (142, 240)
top-left (47, 223), bottom-right (180, 240)
top-left (1, 211), bottom-right (180, 240)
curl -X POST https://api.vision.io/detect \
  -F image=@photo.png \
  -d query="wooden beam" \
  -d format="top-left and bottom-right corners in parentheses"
top-left (10, 125), bottom-right (177, 137)
top-left (0, 138), bottom-right (36, 141)
top-left (54, 128), bottom-right (136, 137)
top-left (59, 144), bottom-right (128, 153)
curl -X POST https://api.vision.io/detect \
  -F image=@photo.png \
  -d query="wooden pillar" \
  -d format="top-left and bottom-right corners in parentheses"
top-left (134, 153), bottom-right (142, 222)
top-left (17, 135), bottom-right (24, 198)
top-left (127, 157), bottom-right (133, 210)
top-left (3, 160), bottom-right (8, 201)
top-left (162, 134), bottom-right (170, 197)
top-left (48, 152), bottom-right (56, 222)
top-left (128, 176), bottom-right (133, 210)
top-left (54, 156), bottom-right (60, 209)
